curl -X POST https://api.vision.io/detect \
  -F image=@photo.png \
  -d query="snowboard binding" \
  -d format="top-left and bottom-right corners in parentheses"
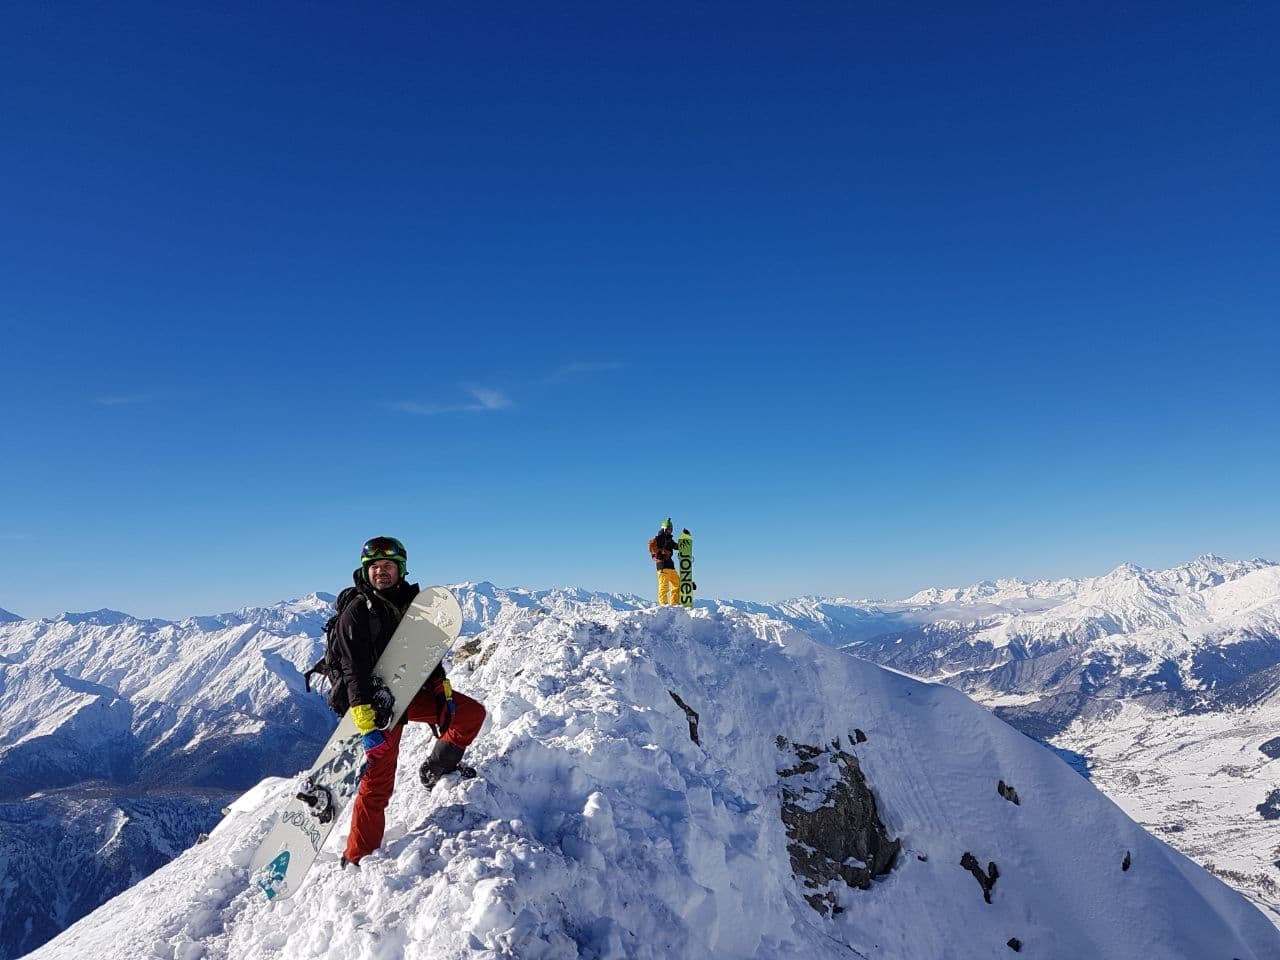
top-left (296, 781), bottom-right (336, 824)
top-left (370, 677), bottom-right (396, 729)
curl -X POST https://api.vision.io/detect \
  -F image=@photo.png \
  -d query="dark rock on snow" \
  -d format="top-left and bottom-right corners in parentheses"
top-left (777, 739), bottom-right (900, 915)
top-left (960, 851), bottom-right (1000, 904)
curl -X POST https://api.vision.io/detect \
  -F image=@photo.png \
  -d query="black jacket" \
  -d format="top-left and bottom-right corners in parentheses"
top-left (329, 570), bottom-right (443, 709)
top-left (652, 529), bottom-right (678, 570)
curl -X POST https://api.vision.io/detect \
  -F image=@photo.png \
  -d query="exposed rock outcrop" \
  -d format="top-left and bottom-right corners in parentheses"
top-left (668, 690), bottom-right (700, 745)
top-left (997, 779), bottom-right (1021, 805)
top-left (960, 852), bottom-right (1000, 903)
top-left (777, 737), bottom-right (900, 915)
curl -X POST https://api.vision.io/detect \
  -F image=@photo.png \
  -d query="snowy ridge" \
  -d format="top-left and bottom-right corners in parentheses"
top-left (898, 556), bottom-right (1272, 609)
top-left (767, 556), bottom-right (1280, 709)
top-left (458, 567), bottom-right (1280, 928)
top-left (31, 605), bottom-right (1279, 959)
top-left (179, 592), bottom-right (336, 636)
top-left (903, 577), bottom-right (1080, 607)
top-left (452, 580), bottom-right (648, 633)
top-left (8, 558), bottom-right (1280, 956)
top-left (732, 556), bottom-right (1280, 927)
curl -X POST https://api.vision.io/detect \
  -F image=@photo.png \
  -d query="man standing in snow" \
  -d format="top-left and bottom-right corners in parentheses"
top-left (328, 535), bottom-right (486, 868)
top-left (650, 519), bottom-right (680, 605)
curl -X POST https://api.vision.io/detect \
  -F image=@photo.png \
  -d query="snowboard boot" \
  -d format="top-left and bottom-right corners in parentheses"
top-left (419, 740), bottom-right (473, 791)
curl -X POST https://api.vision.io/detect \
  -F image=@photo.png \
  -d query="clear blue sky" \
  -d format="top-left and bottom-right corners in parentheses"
top-left (3, 2), bottom-right (1278, 619)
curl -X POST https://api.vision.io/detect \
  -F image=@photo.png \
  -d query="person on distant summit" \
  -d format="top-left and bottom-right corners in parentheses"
top-left (649, 519), bottom-right (681, 605)
top-left (327, 536), bottom-right (486, 867)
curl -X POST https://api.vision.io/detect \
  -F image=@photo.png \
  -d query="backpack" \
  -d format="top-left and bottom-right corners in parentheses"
top-left (649, 535), bottom-right (672, 562)
top-left (303, 587), bottom-right (381, 715)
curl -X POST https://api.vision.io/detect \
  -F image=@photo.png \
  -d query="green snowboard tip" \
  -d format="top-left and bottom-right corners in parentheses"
top-left (256, 850), bottom-right (291, 900)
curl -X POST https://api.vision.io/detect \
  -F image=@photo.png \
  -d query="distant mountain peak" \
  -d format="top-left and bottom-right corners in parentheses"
top-left (901, 576), bottom-right (1070, 607)
top-left (894, 557), bottom-right (1275, 610)
top-left (0, 607), bottom-right (22, 623)
top-left (1137, 556), bottom-right (1274, 597)
top-left (53, 609), bottom-right (141, 627)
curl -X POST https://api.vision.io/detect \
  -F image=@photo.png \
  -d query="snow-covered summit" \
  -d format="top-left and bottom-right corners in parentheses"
top-left (897, 556), bottom-right (1273, 610)
top-left (0, 608), bottom-right (22, 624)
top-left (53, 608), bottom-right (152, 627)
top-left (180, 592), bottom-right (337, 636)
top-left (31, 604), bottom-right (1279, 959)
top-left (452, 580), bottom-right (648, 629)
top-left (1133, 554), bottom-right (1273, 594)
top-left (903, 576), bottom-right (1079, 607)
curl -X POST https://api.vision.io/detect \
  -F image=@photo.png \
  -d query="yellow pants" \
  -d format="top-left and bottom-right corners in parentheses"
top-left (657, 568), bottom-right (680, 605)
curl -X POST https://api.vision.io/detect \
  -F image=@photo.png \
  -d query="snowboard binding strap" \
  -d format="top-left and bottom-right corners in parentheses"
top-left (370, 677), bottom-right (396, 730)
top-left (296, 783), bottom-right (336, 824)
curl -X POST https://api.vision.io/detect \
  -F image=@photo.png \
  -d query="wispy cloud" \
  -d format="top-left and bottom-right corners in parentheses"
top-left (93, 394), bottom-right (151, 407)
top-left (391, 386), bottom-right (514, 416)
top-left (392, 364), bottom-right (617, 415)
top-left (466, 387), bottom-right (513, 411)
top-left (544, 360), bottom-right (625, 383)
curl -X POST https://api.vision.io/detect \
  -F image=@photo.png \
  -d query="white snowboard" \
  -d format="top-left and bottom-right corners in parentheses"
top-left (248, 585), bottom-right (463, 900)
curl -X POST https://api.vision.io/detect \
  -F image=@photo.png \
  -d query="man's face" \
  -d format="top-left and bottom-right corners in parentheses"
top-left (366, 559), bottom-right (400, 590)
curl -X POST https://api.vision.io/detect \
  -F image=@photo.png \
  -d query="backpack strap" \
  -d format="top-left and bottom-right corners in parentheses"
top-left (303, 586), bottom-right (383, 708)
top-left (303, 611), bottom-right (341, 693)
top-left (303, 658), bottom-right (327, 694)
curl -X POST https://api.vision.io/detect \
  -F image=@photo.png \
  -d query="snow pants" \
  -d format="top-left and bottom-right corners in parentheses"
top-left (344, 685), bottom-right (486, 863)
top-left (658, 568), bottom-right (680, 605)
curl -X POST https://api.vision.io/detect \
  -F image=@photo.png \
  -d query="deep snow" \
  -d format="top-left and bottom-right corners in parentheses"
top-left (27, 602), bottom-right (1280, 959)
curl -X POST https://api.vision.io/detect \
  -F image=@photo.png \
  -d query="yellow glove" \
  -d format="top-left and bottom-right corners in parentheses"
top-left (351, 703), bottom-right (378, 735)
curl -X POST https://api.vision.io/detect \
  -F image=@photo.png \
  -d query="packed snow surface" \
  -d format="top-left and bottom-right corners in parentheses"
top-left (31, 603), bottom-right (1279, 959)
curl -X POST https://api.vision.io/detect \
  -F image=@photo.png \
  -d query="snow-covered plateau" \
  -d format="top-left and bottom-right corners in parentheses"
top-left (4, 556), bottom-right (1280, 957)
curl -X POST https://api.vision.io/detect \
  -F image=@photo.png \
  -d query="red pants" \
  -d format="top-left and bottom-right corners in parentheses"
top-left (344, 686), bottom-right (485, 863)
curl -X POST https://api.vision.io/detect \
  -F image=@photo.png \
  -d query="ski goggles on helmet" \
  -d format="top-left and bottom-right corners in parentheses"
top-left (361, 536), bottom-right (407, 564)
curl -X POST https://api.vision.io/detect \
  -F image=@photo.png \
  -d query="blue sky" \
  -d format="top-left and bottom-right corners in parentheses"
top-left (3, 2), bottom-right (1278, 619)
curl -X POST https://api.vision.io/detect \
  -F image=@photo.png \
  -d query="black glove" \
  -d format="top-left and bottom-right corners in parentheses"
top-left (370, 682), bottom-right (396, 729)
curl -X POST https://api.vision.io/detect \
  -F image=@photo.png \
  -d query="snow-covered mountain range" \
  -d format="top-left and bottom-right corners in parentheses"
top-left (4, 556), bottom-right (1280, 956)
top-left (25, 603), bottom-right (1280, 959)
top-left (723, 556), bottom-right (1280, 725)
top-left (845, 557), bottom-right (1280, 722)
